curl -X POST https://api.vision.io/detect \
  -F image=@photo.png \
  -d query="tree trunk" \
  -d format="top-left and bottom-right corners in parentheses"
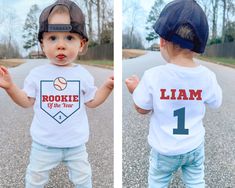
top-left (88, 1), bottom-right (93, 41)
top-left (84, 0), bottom-right (93, 41)
top-left (212, 0), bottom-right (218, 39)
top-left (97, 0), bottom-right (101, 44)
top-left (101, 0), bottom-right (105, 38)
top-left (222, 0), bottom-right (226, 43)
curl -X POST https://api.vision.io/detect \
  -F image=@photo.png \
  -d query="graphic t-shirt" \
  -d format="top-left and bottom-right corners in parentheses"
top-left (23, 64), bottom-right (97, 147)
top-left (133, 64), bottom-right (222, 155)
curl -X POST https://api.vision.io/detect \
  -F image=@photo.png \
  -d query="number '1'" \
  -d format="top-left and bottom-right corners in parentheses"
top-left (173, 107), bottom-right (189, 135)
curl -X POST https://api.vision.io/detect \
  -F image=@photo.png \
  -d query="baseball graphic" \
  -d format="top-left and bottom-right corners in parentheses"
top-left (53, 77), bottom-right (67, 91)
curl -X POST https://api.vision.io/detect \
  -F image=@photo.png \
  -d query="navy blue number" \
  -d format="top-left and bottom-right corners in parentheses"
top-left (173, 107), bottom-right (189, 135)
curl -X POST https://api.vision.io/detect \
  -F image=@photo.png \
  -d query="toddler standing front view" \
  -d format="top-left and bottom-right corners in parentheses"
top-left (126, 0), bottom-right (222, 187)
top-left (0, 0), bottom-right (113, 187)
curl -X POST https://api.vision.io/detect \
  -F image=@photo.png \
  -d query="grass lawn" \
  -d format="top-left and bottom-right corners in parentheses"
top-left (75, 60), bottom-right (113, 69)
top-left (122, 49), bottom-right (146, 59)
top-left (0, 59), bottom-right (25, 67)
top-left (0, 59), bottom-right (113, 69)
top-left (198, 56), bottom-right (235, 67)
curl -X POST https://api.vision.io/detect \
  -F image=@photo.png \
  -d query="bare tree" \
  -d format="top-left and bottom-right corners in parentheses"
top-left (221, 0), bottom-right (226, 42)
top-left (211, 0), bottom-right (219, 39)
top-left (226, 0), bottom-right (235, 23)
top-left (218, 0), bottom-right (235, 42)
top-left (123, 30), bottom-right (144, 49)
top-left (123, 0), bottom-right (145, 49)
top-left (197, 0), bottom-right (211, 19)
top-left (0, 1), bottom-right (4, 25)
top-left (101, 0), bottom-right (105, 34)
top-left (0, 8), bottom-right (21, 58)
top-left (83, 0), bottom-right (94, 41)
top-left (91, 0), bottom-right (101, 43)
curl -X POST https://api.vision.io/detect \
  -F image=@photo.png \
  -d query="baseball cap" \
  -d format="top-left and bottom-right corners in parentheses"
top-left (153, 0), bottom-right (208, 53)
top-left (38, 0), bottom-right (88, 43)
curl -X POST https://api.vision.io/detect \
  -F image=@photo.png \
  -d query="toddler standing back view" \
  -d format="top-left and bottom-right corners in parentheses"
top-left (126, 0), bottom-right (222, 187)
top-left (0, 0), bottom-right (113, 187)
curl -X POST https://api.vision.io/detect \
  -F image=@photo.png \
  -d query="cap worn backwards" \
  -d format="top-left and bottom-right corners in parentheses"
top-left (38, 0), bottom-right (88, 43)
top-left (153, 0), bottom-right (209, 53)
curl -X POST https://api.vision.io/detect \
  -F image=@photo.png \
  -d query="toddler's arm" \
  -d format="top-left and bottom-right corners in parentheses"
top-left (125, 75), bottom-right (151, 114)
top-left (0, 66), bottom-right (35, 108)
top-left (85, 75), bottom-right (114, 108)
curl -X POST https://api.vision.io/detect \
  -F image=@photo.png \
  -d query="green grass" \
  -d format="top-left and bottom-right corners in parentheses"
top-left (198, 56), bottom-right (235, 65)
top-left (75, 60), bottom-right (113, 68)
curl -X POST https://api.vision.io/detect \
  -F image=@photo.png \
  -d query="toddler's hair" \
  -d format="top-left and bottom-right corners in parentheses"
top-left (175, 24), bottom-right (195, 41)
top-left (48, 5), bottom-right (70, 22)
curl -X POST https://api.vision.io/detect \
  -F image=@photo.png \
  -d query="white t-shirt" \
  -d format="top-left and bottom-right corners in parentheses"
top-left (23, 64), bottom-right (97, 147)
top-left (133, 63), bottom-right (222, 155)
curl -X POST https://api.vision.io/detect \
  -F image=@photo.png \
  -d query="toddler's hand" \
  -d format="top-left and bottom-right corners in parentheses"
top-left (0, 66), bottom-right (13, 90)
top-left (105, 74), bottom-right (114, 90)
top-left (125, 75), bottom-right (139, 94)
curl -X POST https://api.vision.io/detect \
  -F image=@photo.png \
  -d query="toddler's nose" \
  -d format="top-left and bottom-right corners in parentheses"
top-left (56, 39), bottom-right (66, 50)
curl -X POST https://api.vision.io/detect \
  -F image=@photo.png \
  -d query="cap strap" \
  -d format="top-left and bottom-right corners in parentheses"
top-left (171, 34), bottom-right (194, 50)
top-left (48, 24), bottom-right (72, 32)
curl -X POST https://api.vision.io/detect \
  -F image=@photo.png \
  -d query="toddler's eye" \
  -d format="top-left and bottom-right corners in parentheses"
top-left (66, 35), bottom-right (74, 40)
top-left (49, 36), bottom-right (57, 41)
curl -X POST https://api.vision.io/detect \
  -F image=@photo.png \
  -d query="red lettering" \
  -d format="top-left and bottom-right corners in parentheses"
top-left (42, 95), bottom-right (48, 102)
top-left (49, 95), bottom-right (54, 102)
top-left (61, 95), bottom-right (67, 102)
top-left (55, 95), bottom-right (60, 102)
top-left (41, 95), bottom-right (79, 102)
top-left (189, 89), bottom-right (202, 100)
top-left (160, 89), bottom-right (170, 100)
top-left (177, 89), bottom-right (188, 100)
top-left (73, 95), bottom-right (79, 102)
top-left (171, 89), bottom-right (176, 100)
top-left (159, 89), bottom-right (202, 101)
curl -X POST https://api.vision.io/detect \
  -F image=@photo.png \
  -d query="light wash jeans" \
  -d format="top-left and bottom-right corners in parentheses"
top-left (25, 141), bottom-right (92, 188)
top-left (148, 143), bottom-right (205, 188)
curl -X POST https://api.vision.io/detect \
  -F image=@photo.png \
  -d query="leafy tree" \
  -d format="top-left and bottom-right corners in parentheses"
top-left (0, 41), bottom-right (21, 58)
top-left (100, 20), bottom-right (113, 44)
top-left (145, 0), bottom-right (164, 43)
top-left (22, 4), bottom-right (40, 51)
top-left (208, 37), bottom-right (222, 45)
top-left (224, 21), bottom-right (235, 42)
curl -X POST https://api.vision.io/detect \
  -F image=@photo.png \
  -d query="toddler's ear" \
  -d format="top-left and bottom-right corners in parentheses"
top-left (78, 39), bottom-right (88, 55)
top-left (78, 39), bottom-right (86, 52)
top-left (40, 43), bottom-right (44, 51)
top-left (160, 38), bottom-right (166, 48)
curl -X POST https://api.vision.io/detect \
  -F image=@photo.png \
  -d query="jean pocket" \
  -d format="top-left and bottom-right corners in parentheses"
top-left (193, 145), bottom-right (205, 166)
top-left (150, 150), bottom-right (179, 173)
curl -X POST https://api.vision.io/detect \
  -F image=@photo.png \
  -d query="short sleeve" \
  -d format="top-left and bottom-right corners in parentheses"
top-left (83, 73), bottom-right (97, 103)
top-left (23, 72), bottom-right (36, 98)
top-left (133, 72), bottom-right (153, 110)
top-left (205, 72), bottom-right (222, 108)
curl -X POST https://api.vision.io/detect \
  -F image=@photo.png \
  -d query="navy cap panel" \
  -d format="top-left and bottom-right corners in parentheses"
top-left (153, 0), bottom-right (209, 53)
top-left (171, 34), bottom-right (194, 50)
